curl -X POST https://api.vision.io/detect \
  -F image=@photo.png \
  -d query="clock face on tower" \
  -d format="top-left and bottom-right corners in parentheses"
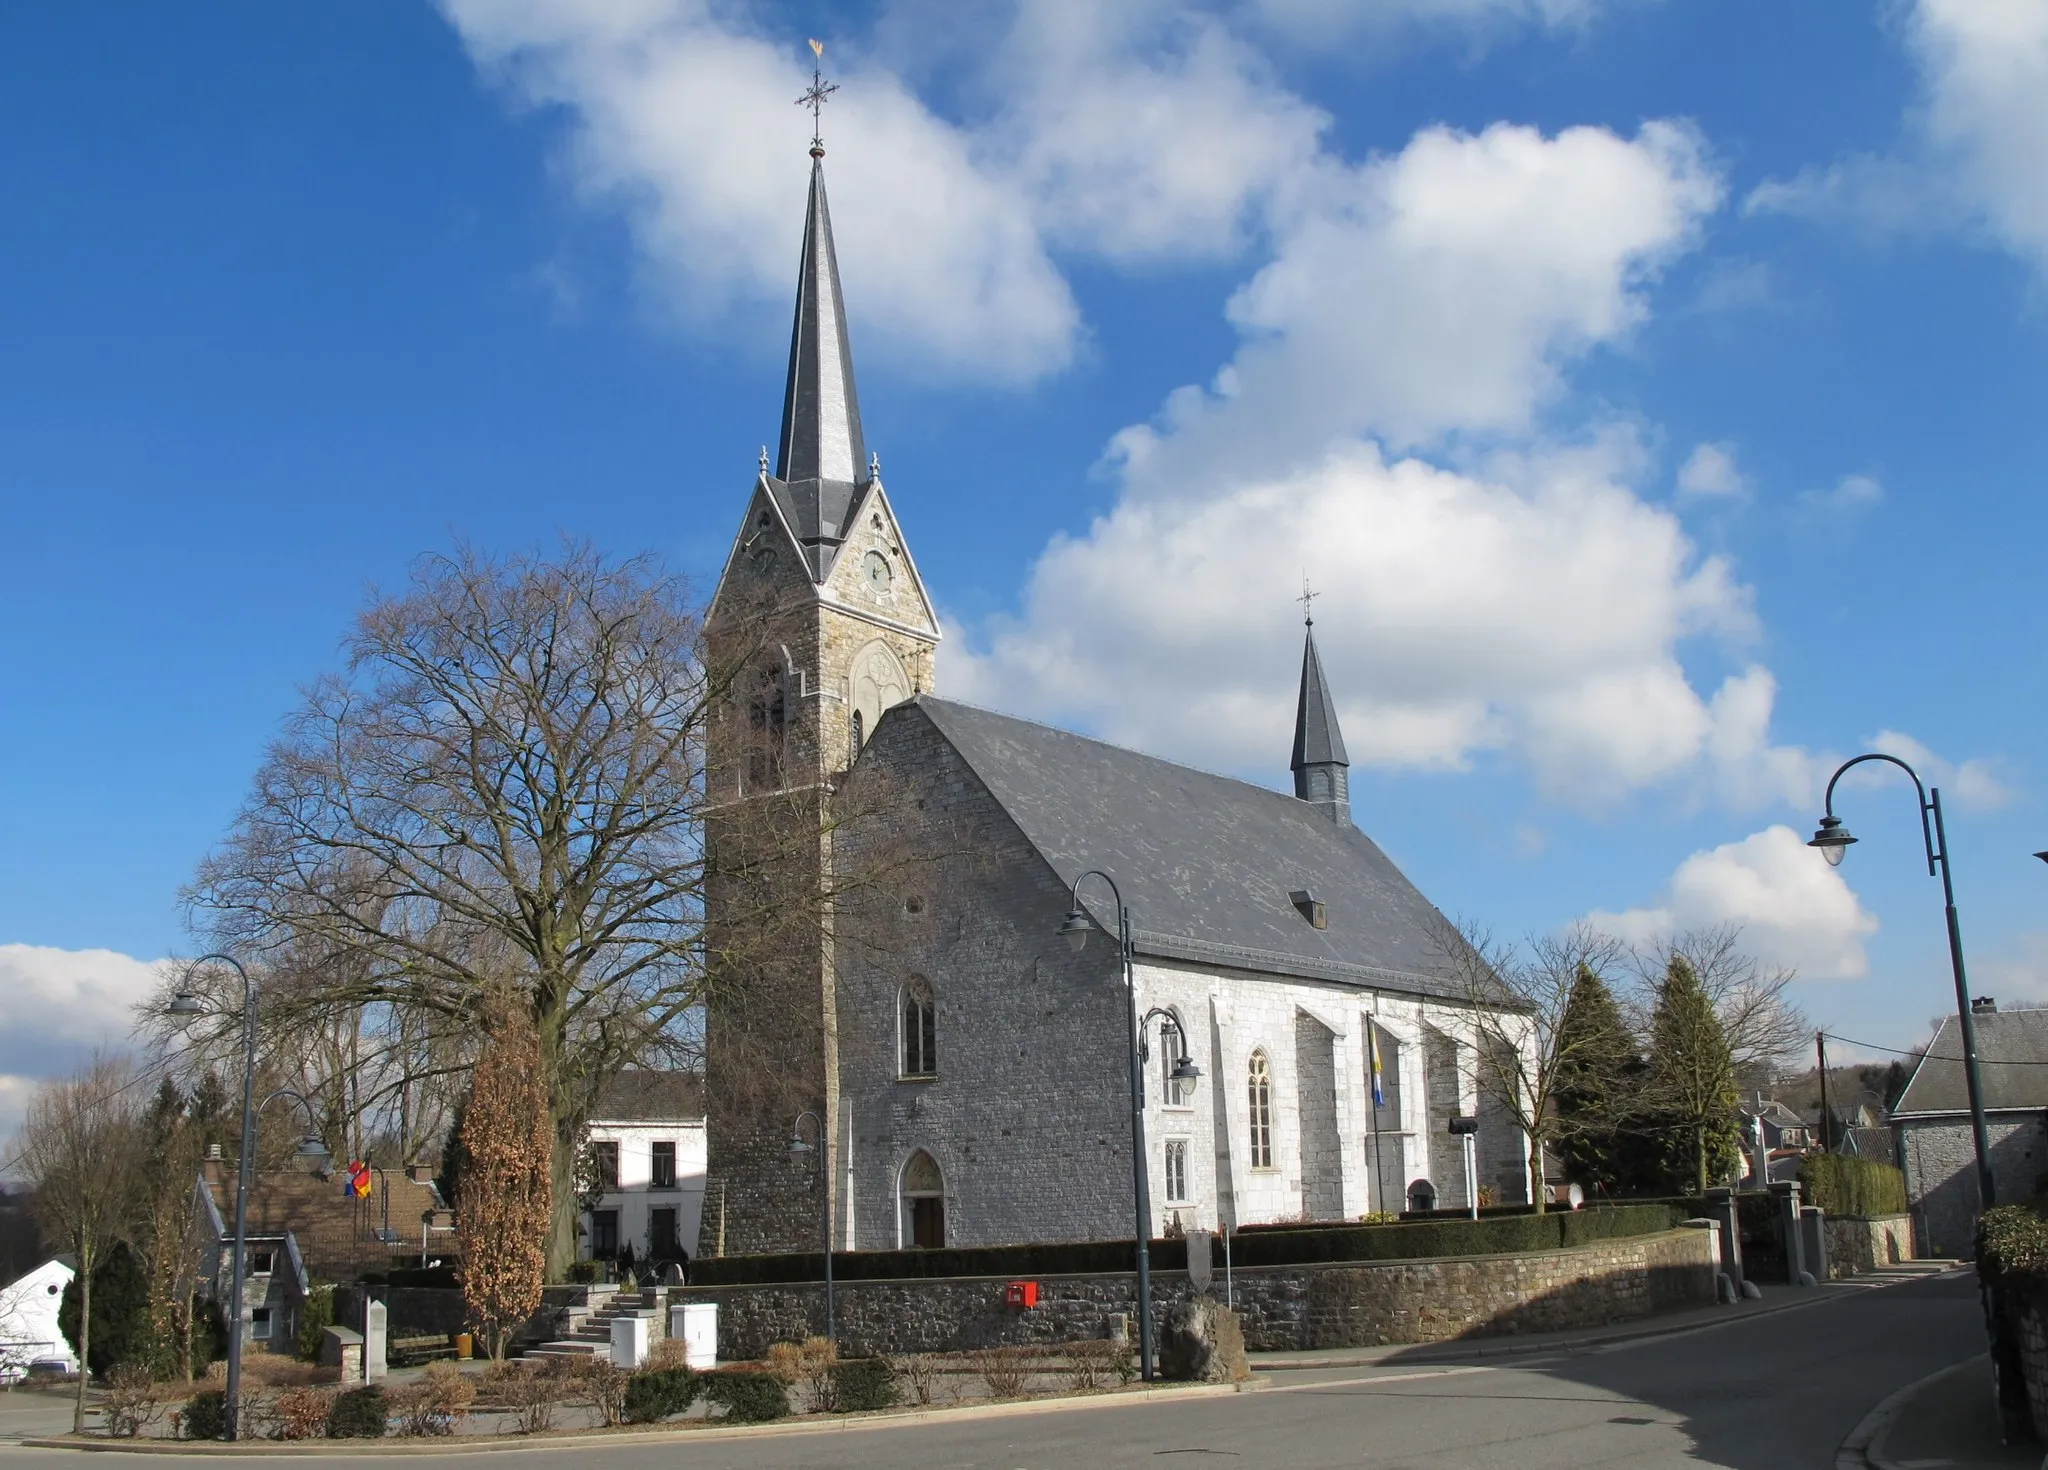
top-left (863, 551), bottom-right (893, 592)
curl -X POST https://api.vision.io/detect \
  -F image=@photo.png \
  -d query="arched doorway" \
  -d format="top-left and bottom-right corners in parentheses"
top-left (899, 1150), bottom-right (945, 1249)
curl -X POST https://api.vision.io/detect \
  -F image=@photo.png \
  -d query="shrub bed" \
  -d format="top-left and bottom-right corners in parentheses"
top-left (703, 1370), bottom-right (788, 1423)
top-left (623, 1367), bottom-right (699, 1424)
top-left (829, 1357), bottom-right (898, 1412)
top-left (180, 1391), bottom-right (228, 1442)
top-left (326, 1385), bottom-right (388, 1439)
top-left (1221, 1203), bottom-right (1684, 1269)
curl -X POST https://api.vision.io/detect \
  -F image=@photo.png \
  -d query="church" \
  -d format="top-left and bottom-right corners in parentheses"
top-left (698, 132), bottom-right (1534, 1258)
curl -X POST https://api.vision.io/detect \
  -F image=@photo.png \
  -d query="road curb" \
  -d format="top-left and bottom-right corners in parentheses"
top-left (18, 1378), bottom-right (1247, 1456)
top-left (1835, 1354), bottom-right (1987, 1470)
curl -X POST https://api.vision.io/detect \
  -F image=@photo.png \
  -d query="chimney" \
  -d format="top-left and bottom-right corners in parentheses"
top-left (1973, 996), bottom-right (1997, 1014)
top-left (407, 1164), bottom-right (434, 1185)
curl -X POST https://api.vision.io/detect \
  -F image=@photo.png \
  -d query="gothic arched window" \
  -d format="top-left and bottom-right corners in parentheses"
top-left (745, 664), bottom-right (786, 792)
top-left (901, 977), bottom-right (937, 1078)
top-left (1247, 1050), bottom-right (1274, 1169)
top-left (851, 709), bottom-right (865, 763)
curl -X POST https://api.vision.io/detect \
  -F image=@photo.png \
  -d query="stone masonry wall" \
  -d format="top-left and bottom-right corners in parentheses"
top-left (677, 1227), bottom-right (1716, 1359)
top-left (1295, 1012), bottom-right (1343, 1220)
top-left (1899, 1114), bottom-right (2048, 1258)
top-left (1821, 1213), bottom-right (1913, 1279)
top-left (1424, 1027), bottom-right (1466, 1210)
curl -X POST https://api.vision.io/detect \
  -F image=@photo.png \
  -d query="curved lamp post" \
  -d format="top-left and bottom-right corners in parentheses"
top-left (169, 956), bottom-right (330, 1441)
top-left (787, 1110), bottom-right (835, 1343)
top-left (1806, 753), bottom-right (1994, 1216)
top-left (1057, 872), bottom-right (1202, 1384)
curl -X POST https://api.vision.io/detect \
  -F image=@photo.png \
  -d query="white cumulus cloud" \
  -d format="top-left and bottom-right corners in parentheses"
top-left (1748, 0), bottom-right (2048, 279)
top-left (1586, 825), bottom-right (1881, 981)
top-left (1677, 441), bottom-right (1748, 499)
top-left (0, 945), bottom-right (164, 1145)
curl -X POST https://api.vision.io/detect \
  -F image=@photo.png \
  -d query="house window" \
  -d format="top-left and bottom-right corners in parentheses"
top-left (591, 1209), bottom-right (619, 1258)
top-left (651, 1141), bottom-right (677, 1189)
top-left (650, 1207), bottom-right (681, 1260)
top-left (1159, 1015), bottom-right (1192, 1107)
top-left (901, 978), bottom-right (937, 1078)
top-left (1164, 1140), bottom-right (1189, 1205)
top-left (248, 1249), bottom-right (274, 1276)
top-left (250, 1308), bottom-right (272, 1340)
top-left (1248, 1051), bottom-right (1274, 1169)
top-left (593, 1141), bottom-right (619, 1191)
top-left (900, 1150), bottom-right (945, 1249)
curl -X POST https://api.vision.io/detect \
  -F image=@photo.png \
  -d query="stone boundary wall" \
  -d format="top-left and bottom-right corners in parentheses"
top-left (1822, 1214), bottom-right (1913, 1280)
top-left (676, 1226), bottom-right (1717, 1360)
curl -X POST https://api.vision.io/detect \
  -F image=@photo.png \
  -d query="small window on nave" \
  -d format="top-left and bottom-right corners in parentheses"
top-left (901, 977), bottom-right (937, 1078)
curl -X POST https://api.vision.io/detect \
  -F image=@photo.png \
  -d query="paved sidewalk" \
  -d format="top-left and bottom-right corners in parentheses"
top-left (1864, 1355), bottom-right (2037, 1470)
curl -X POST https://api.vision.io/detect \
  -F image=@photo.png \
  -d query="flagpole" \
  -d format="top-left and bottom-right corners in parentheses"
top-left (1369, 1015), bottom-right (1388, 1215)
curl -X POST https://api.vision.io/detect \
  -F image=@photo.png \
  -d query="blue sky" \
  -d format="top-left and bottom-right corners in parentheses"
top-left (2, 1), bottom-right (2044, 1119)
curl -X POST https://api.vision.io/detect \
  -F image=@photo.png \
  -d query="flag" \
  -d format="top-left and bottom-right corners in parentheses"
top-left (1368, 1024), bottom-right (1386, 1110)
top-left (346, 1161), bottom-right (372, 1199)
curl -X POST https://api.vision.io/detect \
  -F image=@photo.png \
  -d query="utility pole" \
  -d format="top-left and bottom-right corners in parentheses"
top-left (1816, 1031), bottom-right (1832, 1152)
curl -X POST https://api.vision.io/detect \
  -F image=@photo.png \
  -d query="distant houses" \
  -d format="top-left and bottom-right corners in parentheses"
top-left (0, 1257), bottom-right (77, 1381)
top-left (578, 1070), bottom-right (705, 1268)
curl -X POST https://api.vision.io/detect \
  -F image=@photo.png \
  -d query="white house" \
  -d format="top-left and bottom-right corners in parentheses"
top-left (581, 1071), bottom-right (706, 1267)
top-left (0, 1258), bottom-right (77, 1381)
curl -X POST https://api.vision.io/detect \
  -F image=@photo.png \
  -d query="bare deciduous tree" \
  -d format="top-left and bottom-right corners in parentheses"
top-left (1435, 919), bottom-right (1632, 1214)
top-left (15, 1055), bottom-right (145, 1432)
top-left (1623, 925), bottom-right (1812, 1080)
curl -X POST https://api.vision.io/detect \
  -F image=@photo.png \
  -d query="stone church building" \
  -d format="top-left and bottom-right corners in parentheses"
top-left (700, 141), bottom-right (1533, 1257)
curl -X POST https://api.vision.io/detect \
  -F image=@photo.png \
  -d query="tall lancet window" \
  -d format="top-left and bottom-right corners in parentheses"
top-left (745, 665), bottom-right (786, 792)
top-left (900, 977), bottom-right (936, 1078)
top-left (1247, 1050), bottom-right (1274, 1169)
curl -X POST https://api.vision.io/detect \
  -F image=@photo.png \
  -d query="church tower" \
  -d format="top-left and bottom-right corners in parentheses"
top-left (1290, 614), bottom-right (1351, 826)
top-left (700, 124), bottom-right (940, 1254)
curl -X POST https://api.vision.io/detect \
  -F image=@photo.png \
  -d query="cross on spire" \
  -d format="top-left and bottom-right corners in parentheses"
top-left (797, 39), bottom-right (837, 158)
top-left (1298, 575), bottom-right (1318, 627)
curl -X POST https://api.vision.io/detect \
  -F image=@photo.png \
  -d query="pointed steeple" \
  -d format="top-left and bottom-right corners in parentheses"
top-left (764, 149), bottom-right (872, 581)
top-left (1290, 613), bottom-right (1351, 825)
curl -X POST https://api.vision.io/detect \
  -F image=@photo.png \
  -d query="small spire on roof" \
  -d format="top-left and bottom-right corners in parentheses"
top-left (759, 445), bottom-right (770, 473)
top-left (797, 39), bottom-right (837, 159)
top-left (870, 450), bottom-right (881, 480)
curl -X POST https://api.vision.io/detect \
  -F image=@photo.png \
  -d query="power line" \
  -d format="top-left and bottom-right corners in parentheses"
top-left (1821, 1029), bottom-right (2048, 1066)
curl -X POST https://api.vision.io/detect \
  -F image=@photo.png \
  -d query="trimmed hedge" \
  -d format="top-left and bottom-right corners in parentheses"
top-left (704, 1370), bottom-right (788, 1423)
top-left (690, 1204), bottom-right (1684, 1286)
top-left (829, 1357), bottom-right (899, 1412)
top-left (1223, 1202), bottom-right (1685, 1269)
top-left (693, 1236), bottom-right (1190, 1287)
top-left (623, 1367), bottom-right (699, 1424)
top-left (1798, 1155), bottom-right (1908, 1218)
top-left (1980, 1206), bottom-right (2048, 1283)
top-left (327, 1386), bottom-right (388, 1439)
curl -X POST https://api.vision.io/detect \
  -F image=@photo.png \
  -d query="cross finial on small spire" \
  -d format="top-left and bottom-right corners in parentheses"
top-left (759, 445), bottom-right (770, 473)
top-left (797, 39), bottom-right (837, 158)
top-left (869, 450), bottom-right (881, 480)
top-left (1298, 575), bottom-right (1318, 627)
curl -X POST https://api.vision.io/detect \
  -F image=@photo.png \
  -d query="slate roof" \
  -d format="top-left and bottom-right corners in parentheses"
top-left (591, 1069), bottom-right (705, 1123)
top-left (201, 1170), bottom-right (448, 1282)
top-left (767, 153), bottom-right (870, 583)
top-left (1894, 1009), bottom-right (2048, 1117)
top-left (902, 697), bottom-right (1491, 1003)
top-left (1291, 625), bottom-right (1349, 773)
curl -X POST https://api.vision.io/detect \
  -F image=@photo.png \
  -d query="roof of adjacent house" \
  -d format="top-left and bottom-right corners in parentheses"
top-left (200, 1169), bottom-right (448, 1282)
top-left (1894, 1009), bottom-right (2048, 1117)
top-left (590, 1069), bottom-right (704, 1123)
top-left (891, 697), bottom-right (1491, 1003)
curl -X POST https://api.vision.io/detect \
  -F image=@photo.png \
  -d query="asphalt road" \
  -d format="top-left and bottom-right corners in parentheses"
top-left (0, 1271), bottom-right (1985, 1468)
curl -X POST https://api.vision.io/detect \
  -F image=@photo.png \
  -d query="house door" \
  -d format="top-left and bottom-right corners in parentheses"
top-left (650, 1207), bottom-right (681, 1260)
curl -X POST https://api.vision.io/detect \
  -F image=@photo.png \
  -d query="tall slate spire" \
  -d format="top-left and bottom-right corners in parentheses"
top-left (1290, 616), bottom-right (1351, 825)
top-left (764, 146), bottom-right (872, 580)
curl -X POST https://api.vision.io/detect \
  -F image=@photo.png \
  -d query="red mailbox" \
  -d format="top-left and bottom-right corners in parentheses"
top-left (1003, 1280), bottom-right (1039, 1309)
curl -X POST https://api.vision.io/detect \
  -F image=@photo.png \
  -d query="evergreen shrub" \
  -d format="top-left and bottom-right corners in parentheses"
top-left (326, 1385), bottom-right (389, 1439)
top-left (704, 1370), bottom-right (787, 1423)
top-left (828, 1357), bottom-right (898, 1412)
top-left (622, 1367), bottom-right (699, 1423)
top-left (181, 1390), bottom-right (229, 1441)
top-left (297, 1285), bottom-right (336, 1362)
top-left (1797, 1155), bottom-right (1908, 1218)
top-left (693, 1236), bottom-right (1190, 1287)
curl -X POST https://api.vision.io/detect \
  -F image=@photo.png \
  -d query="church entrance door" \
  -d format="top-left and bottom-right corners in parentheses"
top-left (900, 1150), bottom-right (946, 1248)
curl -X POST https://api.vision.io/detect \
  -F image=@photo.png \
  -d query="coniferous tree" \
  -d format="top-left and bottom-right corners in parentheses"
top-left (1647, 955), bottom-right (1744, 1193)
top-left (1552, 965), bottom-right (1654, 1194)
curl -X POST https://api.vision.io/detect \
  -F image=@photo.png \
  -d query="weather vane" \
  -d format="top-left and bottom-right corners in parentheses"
top-left (1298, 575), bottom-right (1318, 627)
top-left (797, 39), bottom-right (837, 157)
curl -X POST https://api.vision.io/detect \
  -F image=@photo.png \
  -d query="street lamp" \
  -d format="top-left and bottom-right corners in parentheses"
top-left (1806, 755), bottom-right (1994, 1218)
top-left (167, 954), bottom-right (329, 1441)
top-left (1057, 871), bottom-right (1203, 1384)
top-left (787, 1111), bottom-right (835, 1343)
